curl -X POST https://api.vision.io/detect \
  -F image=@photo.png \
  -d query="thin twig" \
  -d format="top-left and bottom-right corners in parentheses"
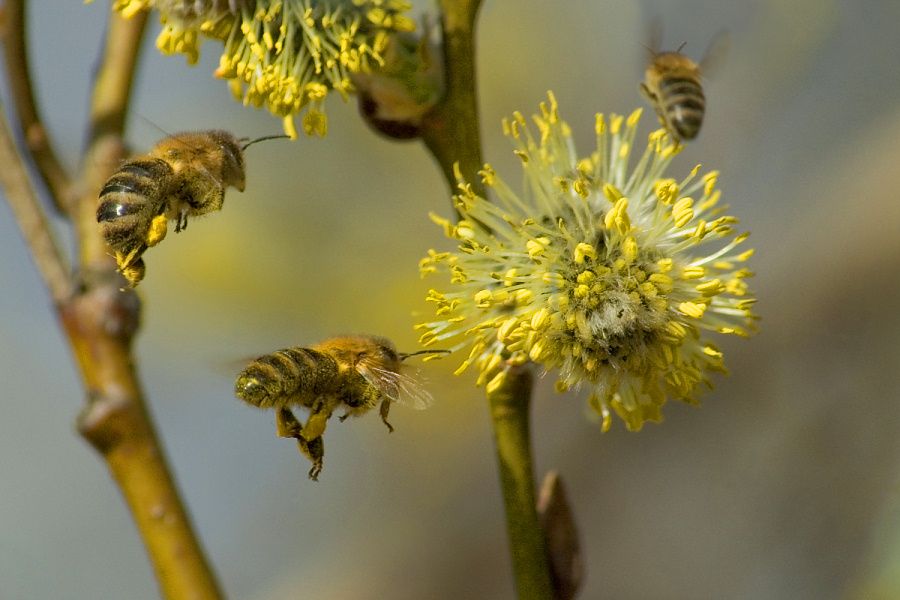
top-left (420, 0), bottom-right (486, 199)
top-left (61, 8), bottom-right (224, 599)
top-left (0, 0), bottom-right (74, 214)
top-left (0, 102), bottom-right (73, 303)
top-left (488, 367), bottom-right (555, 599)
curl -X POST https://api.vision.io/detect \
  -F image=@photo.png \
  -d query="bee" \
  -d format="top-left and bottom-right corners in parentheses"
top-left (234, 335), bottom-right (445, 480)
top-left (96, 130), bottom-right (285, 287)
top-left (640, 42), bottom-right (708, 144)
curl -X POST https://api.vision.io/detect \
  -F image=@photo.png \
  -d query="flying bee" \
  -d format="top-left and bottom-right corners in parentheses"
top-left (640, 33), bottom-right (728, 144)
top-left (96, 130), bottom-right (286, 287)
top-left (234, 335), bottom-right (446, 480)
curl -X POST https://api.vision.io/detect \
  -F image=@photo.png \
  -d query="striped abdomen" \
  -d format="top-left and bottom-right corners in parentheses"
top-left (657, 75), bottom-right (705, 141)
top-left (96, 158), bottom-right (174, 258)
top-left (235, 347), bottom-right (340, 409)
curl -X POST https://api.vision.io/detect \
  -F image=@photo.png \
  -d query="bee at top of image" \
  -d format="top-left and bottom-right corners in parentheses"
top-left (95, 129), bottom-right (287, 288)
top-left (234, 335), bottom-right (447, 480)
top-left (640, 29), bottom-right (729, 144)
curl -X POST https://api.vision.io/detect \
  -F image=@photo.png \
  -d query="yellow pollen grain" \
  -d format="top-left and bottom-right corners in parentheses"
top-left (665, 321), bottom-right (688, 339)
top-left (574, 284), bottom-right (590, 299)
top-left (639, 281), bottom-right (657, 297)
top-left (703, 346), bottom-right (724, 359)
top-left (656, 258), bottom-right (673, 273)
top-left (595, 113), bottom-right (606, 135)
top-left (622, 236), bottom-right (638, 263)
top-left (696, 279), bottom-right (725, 296)
top-left (574, 242), bottom-right (596, 264)
top-left (678, 301), bottom-right (707, 318)
top-left (514, 289), bottom-right (533, 305)
top-left (543, 272), bottom-right (565, 287)
top-left (474, 290), bottom-right (492, 307)
top-left (485, 370), bottom-right (508, 394)
top-left (672, 197), bottom-right (694, 228)
top-left (453, 360), bottom-right (472, 375)
top-left (649, 273), bottom-right (674, 294)
top-left (531, 308), bottom-right (550, 330)
top-left (603, 183), bottom-right (623, 203)
top-left (576, 270), bottom-right (595, 284)
top-left (627, 107), bottom-right (643, 128)
top-left (737, 248), bottom-right (755, 261)
top-left (573, 178), bottom-right (590, 198)
top-left (654, 179), bottom-right (679, 204)
top-left (497, 317), bottom-right (519, 342)
top-left (526, 237), bottom-right (550, 259)
top-left (699, 190), bottom-right (721, 211)
top-left (610, 114), bottom-right (624, 134)
top-left (456, 222), bottom-right (475, 239)
top-left (681, 265), bottom-right (705, 279)
top-left (604, 197), bottom-right (631, 234)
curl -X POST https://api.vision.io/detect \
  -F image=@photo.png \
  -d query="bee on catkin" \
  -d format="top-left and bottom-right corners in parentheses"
top-left (96, 130), bottom-right (285, 287)
top-left (235, 335), bottom-right (443, 480)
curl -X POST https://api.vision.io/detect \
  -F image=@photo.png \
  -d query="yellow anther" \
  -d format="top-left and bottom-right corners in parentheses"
top-left (603, 183), bottom-right (624, 203)
top-left (678, 301), bottom-right (707, 319)
top-left (696, 279), bottom-right (725, 296)
top-left (474, 290), bottom-right (493, 308)
top-left (672, 197), bottom-right (694, 228)
top-left (574, 242), bottom-right (596, 264)
top-left (604, 197), bottom-right (631, 234)
top-left (485, 370), bottom-right (507, 394)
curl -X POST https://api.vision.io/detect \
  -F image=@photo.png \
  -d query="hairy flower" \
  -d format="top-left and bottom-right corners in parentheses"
top-left (113, 0), bottom-right (415, 138)
top-left (418, 93), bottom-right (757, 431)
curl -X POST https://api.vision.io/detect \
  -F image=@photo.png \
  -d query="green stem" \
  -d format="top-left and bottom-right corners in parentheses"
top-left (488, 367), bottom-right (555, 599)
top-left (420, 0), bottom-right (485, 199)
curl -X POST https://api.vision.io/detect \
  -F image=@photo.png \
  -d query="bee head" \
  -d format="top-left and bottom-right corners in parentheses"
top-left (209, 130), bottom-right (246, 192)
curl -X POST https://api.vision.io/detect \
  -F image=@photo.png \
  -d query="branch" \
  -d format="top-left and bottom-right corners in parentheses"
top-left (1, 0), bottom-right (74, 214)
top-left (488, 367), bottom-right (555, 599)
top-left (61, 8), bottom-right (224, 599)
top-left (420, 0), bottom-right (486, 199)
top-left (0, 102), bottom-right (73, 303)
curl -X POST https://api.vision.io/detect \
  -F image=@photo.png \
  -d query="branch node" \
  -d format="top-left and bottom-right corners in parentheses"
top-left (77, 388), bottom-right (134, 453)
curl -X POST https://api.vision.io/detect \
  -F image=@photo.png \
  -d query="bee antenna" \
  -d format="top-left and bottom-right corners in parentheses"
top-left (676, 41), bottom-right (688, 53)
top-left (240, 134), bottom-right (291, 151)
top-left (639, 42), bottom-right (657, 57)
top-left (399, 349), bottom-right (452, 361)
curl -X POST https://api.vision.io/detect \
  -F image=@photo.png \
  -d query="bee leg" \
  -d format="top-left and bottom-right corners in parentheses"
top-left (276, 408), bottom-right (325, 480)
top-left (275, 407), bottom-right (303, 438)
top-left (120, 258), bottom-right (146, 288)
top-left (174, 210), bottom-right (189, 233)
top-left (300, 436), bottom-right (324, 481)
top-left (300, 408), bottom-right (329, 442)
top-left (379, 399), bottom-right (395, 433)
top-left (117, 247), bottom-right (141, 269)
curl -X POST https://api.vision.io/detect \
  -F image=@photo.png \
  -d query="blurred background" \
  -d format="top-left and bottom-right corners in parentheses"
top-left (2, 0), bottom-right (900, 598)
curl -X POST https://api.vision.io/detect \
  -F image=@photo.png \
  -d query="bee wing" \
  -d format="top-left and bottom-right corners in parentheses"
top-left (699, 31), bottom-right (730, 77)
top-left (644, 15), bottom-right (663, 56)
top-left (358, 363), bottom-right (435, 410)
